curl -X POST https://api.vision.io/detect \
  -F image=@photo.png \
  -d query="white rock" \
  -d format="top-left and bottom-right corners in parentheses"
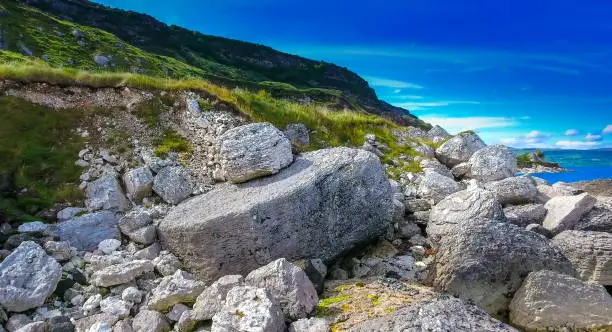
top-left (98, 239), bottom-right (121, 255)
top-left (100, 296), bottom-right (132, 319)
top-left (121, 287), bottom-right (142, 304)
top-left (289, 318), bottom-right (330, 332)
top-left (148, 270), bottom-right (206, 311)
top-left (193, 274), bottom-right (244, 321)
top-left (123, 167), bottom-right (154, 203)
top-left (211, 286), bottom-right (284, 332)
top-left (434, 132), bottom-right (486, 168)
top-left (17, 222), bottom-right (49, 234)
top-left (153, 166), bottom-right (194, 205)
top-left (417, 170), bottom-right (463, 204)
top-left (132, 310), bottom-right (171, 332)
top-left (91, 260), bottom-right (154, 287)
top-left (83, 294), bottom-right (103, 311)
top-left (543, 193), bottom-right (597, 235)
top-left (153, 251), bottom-right (181, 276)
top-left (466, 145), bottom-right (517, 182)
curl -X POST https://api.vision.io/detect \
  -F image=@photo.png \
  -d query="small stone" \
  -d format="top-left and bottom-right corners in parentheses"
top-left (192, 274), bottom-right (244, 321)
top-left (98, 239), bottom-right (121, 255)
top-left (17, 221), bottom-right (49, 234)
top-left (44, 241), bottom-right (74, 262)
top-left (122, 167), bottom-right (154, 203)
top-left (100, 296), bottom-right (132, 319)
top-left (91, 260), bottom-right (154, 287)
top-left (153, 251), bottom-right (181, 276)
top-left (211, 286), bottom-right (284, 332)
top-left (148, 270), bottom-right (206, 312)
top-left (121, 287), bottom-right (142, 304)
top-left (167, 303), bottom-right (189, 322)
top-left (6, 314), bottom-right (32, 332)
top-left (83, 294), bottom-right (103, 311)
top-left (132, 310), bottom-right (171, 332)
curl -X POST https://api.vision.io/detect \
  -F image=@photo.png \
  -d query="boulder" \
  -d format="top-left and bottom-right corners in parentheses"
top-left (484, 176), bottom-right (538, 205)
top-left (503, 203), bottom-right (547, 227)
top-left (211, 286), bottom-right (284, 332)
top-left (419, 159), bottom-right (453, 179)
top-left (132, 310), bottom-right (171, 332)
top-left (43, 241), bottom-right (74, 262)
top-left (450, 162), bottom-right (470, 179)
top-left (0, 241), bottom-right (62, 312)
top-left (434, 132), bottom-right (486, 168)
top-left (509, 270), bottom-right (612, 331)
top-left (118, 209), bottom-right (156, 245)
top-left (17, 222), bottom-right (49, 235)
top-left (158, 148), bottom-right (394, 281)
top-left (553, 230), bottom-right (612, 285)
top-left (245, 258), bottom-right (318, 320)
top-left (574, 197), bottom-right (612, 233)
top-left (283, 123), bottom-right (310, 149)
top-left (289, 318), bottom-right (330, 332)
top-left (98, 239), bottom-right (121, 255)
top-left (85, 175), bottom-right (131, 212)
top-left (99, 296), bottom-right (132, 319)
top-left (148, 270), bottom-right (206, 312)
top-left (543, 193), bottom-right (597, 235)
top-left (430, 218), bottom-right (575, 316)
top-left (428, 125), bottom-right (451, 139)
top-left (352, 297), bottom-right (517, 332)
top-left (538, 182), bottom-right (582, 201)
top-left (525, 223), bottom-right (552, 238)
top-left (153, 166), bottom-right (194, 205)
top-left (413, 144), bottom-right (435, 159)
top-left (56, 207), bottom-right (86, 222)
top-left (466, 145), bottom-right (517, 182)
top-left (6, 314), bottom-right (32, 332)
top-left (56, 211), bottom-right (120, 251)
top-left (153, 251), bottom-right (181, 276)
top-left (192, 275), bottom-right (244, 321)
top-left (14, 322), bottom-right (47, 332)
top-left (219, 122), bottom-right (293, 183)
top-left (427, 188), bottom-right (505, 244)
top-left (417, 170), bottom-right (463, 204)
top-left (122, 167), bottom-right (154, 202)
top-left (90, 260), bottom-right (154, 287)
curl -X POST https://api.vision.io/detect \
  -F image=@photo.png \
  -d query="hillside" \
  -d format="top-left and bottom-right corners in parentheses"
top-left (0, 0), bottom-right (425, 126)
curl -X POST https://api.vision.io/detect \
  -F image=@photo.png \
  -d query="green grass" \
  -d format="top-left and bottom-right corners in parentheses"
top-left (154, 129), bottom-right (193, 158)
top-left (0, 95), bottom-right (85, 216)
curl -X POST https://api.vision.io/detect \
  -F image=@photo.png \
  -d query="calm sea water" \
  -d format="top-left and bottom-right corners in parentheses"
top-left (515, 149), bottom-right (612, 183)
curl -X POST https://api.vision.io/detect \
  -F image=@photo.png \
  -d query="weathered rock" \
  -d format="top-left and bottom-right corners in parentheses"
top-left (353, 296), bottom-right (517, 332)
top-left (47, 316), bottom-right (74, 332)
top-left (98, 239), bottom-right (121, 255)
top-left (553, 230), bottom-right (612, 285)
top-left (283, 123), bottom-right (310, 149)
top-left (509, 270), bottom-right (612, 331)
top-left (289, 318), bottom-right (330, 332)
top-left (17, 221), bottom-right (49, 234)
top-left (484, 176), bottom-right (538, 205)
top-left (167, 303), bottom-right (189, 322)
top-left (6, 314), bottom-right (32, 332)
top-left (121, 287), bottom-right (142, 304)
top-left (427, 188), bottom-right (505, 244)
top-left (83, 294), bottom-right (103, 311)
top-left (43, 241), bottom-right (74, 262)
top-left (132, 310), bottom-right (171, 332)
top-left (100, 296), bottom-right (132, 319)
top-left (538, 182), bottom-right (583, 201)
top-left (292, 259), bottom-right (326, 294)
top-left (112, 320), bottom-right (132, 332)
top-left (91, 260), bottom-right (154, 287)
top-left (159, 148), bottom-right (394, 281)
top-left (211, 286), bottom-right (284, 332)
top-left (543, 193), bottom-right (597, 235)
top-left (419, 159), bottom-right (452, 179)
top-left (149, 270), bottom-right (206, 311)
top-left (428, 125), bottom-right (451, 139)
top-left (525, 223), bottom-right (552, 238)
top-left (87, 322), bottom-right (112, 332)
top-left (56, 211), bottom-right (120, 251)
top-left (56, 207), bottom-right (86, 222)
top-left (153, 251), bottom-right (181, 276)
top-left (0, 241), bottom-right (61, 312)
top-left (430, 218), bottom-right (575, 316)
top-left (74, 313), bottom-right (118, 332)
top-left (219, 122), bottom-right (293, 183)
top-left (413, 144), bottom-right (435, 159)
top-left (119, 209), bottom-right (156, 245)
top-left (503, 203), bottom-right (547, 227)
top-left (466, 145), bottom-right (517, 182)
top-left (134, 242), bottom-right (161, 260)
top-left (574, 197), bottom-right (612, 233)
top-left (122, 167), bottom-right (154, 203)
top-left (85, 175), bottom-right (130, 212)
top-left (417, 170), bottom-right (463, 204)
top-left (14, 322), bottom-right (47, 332)
top-left (245, 258), bottom-right (318, 320)
top-left (192, 275), bottom-right (244, 321)
top-left (450, 162), bottom-right (470, 179)
top-left (435, 132), bottom-right (486, 168)
top-left (153, 166), bottom-right (194, 205)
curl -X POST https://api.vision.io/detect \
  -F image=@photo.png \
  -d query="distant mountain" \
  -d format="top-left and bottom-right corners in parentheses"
top-left (0, 0), bottom-right (427, 127)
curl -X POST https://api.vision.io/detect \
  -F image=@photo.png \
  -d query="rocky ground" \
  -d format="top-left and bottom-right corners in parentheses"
top-left (1, 85), bottom-right (612, 332)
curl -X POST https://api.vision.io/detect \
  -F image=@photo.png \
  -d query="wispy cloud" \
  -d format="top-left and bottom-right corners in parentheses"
top-left (418, 116), bottom-right (517, 134)
top-left (603, 124), bottom-right (612, 135)
top-left (365, 76), bottom-right (424, 89)
top-left (565, 129), bottom-right (580, 136)
top-left (393, 100), bottom-right (480, 111)
top-left (555, 140), bottom-right (601, 149)
top-left (585, 133), bottom-right (603, 141)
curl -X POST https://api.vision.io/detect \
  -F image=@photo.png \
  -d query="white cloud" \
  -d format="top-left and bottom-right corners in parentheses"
top-left (555, 140), bottom-right (601, 149)
top-left (525, 130), bottom-right (547, 139)
top-left (393, 89), bottom-right (402, 93)
top-left (585, 133), bottom-right (603, 142)
top-left (392, 95), bottom-right (424, 100)
top-left (419, 116), bottom-right (517, 134)
top-left (365, 76), bottom-right (424, 89)
top-left (500, 137), bottom-right (520, 145)
top-left (603, 124), bottom-right (612, 135)
top-left (565, 129), bottom-right (580, 136)
top-left (394, 100), bottom-right (480, 111)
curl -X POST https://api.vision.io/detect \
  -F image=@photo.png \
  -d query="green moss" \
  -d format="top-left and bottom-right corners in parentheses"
top-left (314, 296), bottom-right (351, 317)
top-left (0, 96), bottom-right (85, 211)
top-left (154, 129), bottom-right (192, 158)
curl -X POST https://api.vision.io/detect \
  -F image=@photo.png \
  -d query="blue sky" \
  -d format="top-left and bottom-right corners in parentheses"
top-left (94, 0), bottom-right (612, 149)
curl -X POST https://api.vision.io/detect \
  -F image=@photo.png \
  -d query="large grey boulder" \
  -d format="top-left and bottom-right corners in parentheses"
top-left (430, 218), bottom-right (575, 316)
top-left (56, 207), bottom-right (86, 222)
top-left (574, 197), bottom-right (612, 233)
top-left (0, 241), bottom-right (61, 312)
top-left (148, 270), bottom-right (206, 311)
top-left (85, 175), bottom-right (131, 212)
top-left (122, 167), bottom-right (154, 203)
top-left (193, 275), bottom-right (244, 321)
top-left (219, 122), bottom-right (293, 183)
top-left (503, 203), bottom-right (547, 227)
top-left (158, 148), bottom-right (394, 281)
top-left (284, 123), bottom-right (310, 149)
top-left (428, 125), bottom-right (451, 139)
top-left (211, 286), bottom-right (284, 332)
top-left (466, 145), bottom-right (517, 182)
top-left (419, 159), bottom-right (453, 179)
top-left (509, 270), bottom-right (612, 331)
top-left (153, 166), bottom-right (194, 205)
top-left (353, 296), bottom-right (517, 332)
top-left (90, 260), bottom-right (154, 287)
top-left (417, 170), bottom-right (463, 204)
top-left (132, 310), bottom-right (171, 332)
top-left (56, 211), bottom-right (120, 251)
top-left (484, 176), bottom-right (539, 205)
top-left (427, 187), bottom-right (505, 244)
top-left (553, 230), bottom-right (612, 285)
top-left (245, 258), bottom-right (318, 320)
top-left (435, 132), bottom-right (486, 168)
top-left (118, 209), bottom-right (156, 245)
top-left (543, 193), bottom-right (597, 235)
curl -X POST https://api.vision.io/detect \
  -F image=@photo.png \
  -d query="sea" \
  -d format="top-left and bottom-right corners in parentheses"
top-left (515, 149), bottom-right (612, 183)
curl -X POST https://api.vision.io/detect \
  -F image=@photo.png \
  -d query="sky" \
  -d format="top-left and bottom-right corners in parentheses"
top-left (94, 0), bottom-right (612, 149)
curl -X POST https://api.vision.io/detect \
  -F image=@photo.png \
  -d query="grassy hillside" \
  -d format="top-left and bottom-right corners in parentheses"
top-left (1, 0), bottom-right (427, 127)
